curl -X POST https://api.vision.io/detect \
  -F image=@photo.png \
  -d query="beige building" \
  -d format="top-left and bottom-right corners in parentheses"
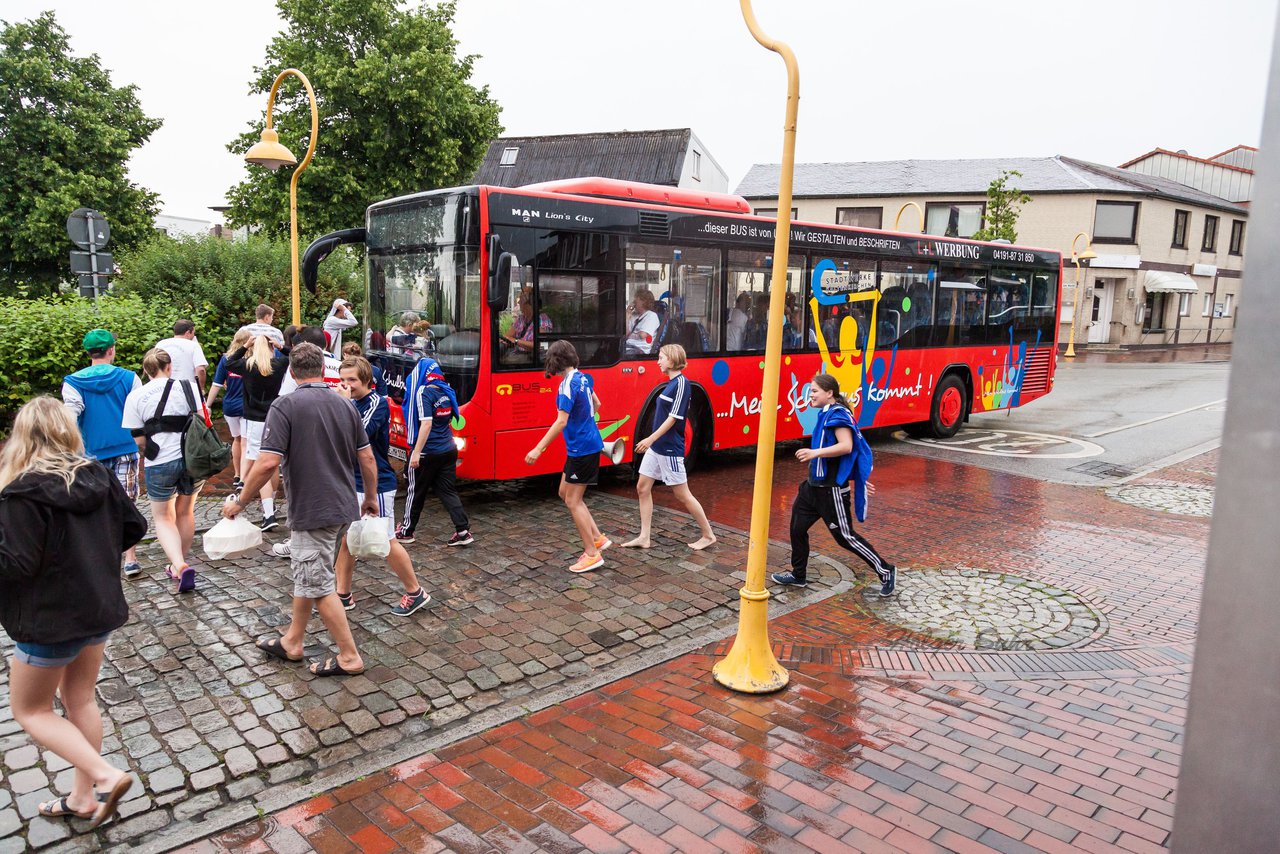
top-left (736, 156), bottom-right (1247, 349)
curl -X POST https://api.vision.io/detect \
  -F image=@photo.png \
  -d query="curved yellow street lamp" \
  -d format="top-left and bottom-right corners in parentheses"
top-left (894, 202), bottom-right (925, 233)
top-left (712, 0), bottom-right (794, 695)
top-left (1064, 231), bottom-right (1097, 358)
top-left (244, 68), bottom-right (319, 328)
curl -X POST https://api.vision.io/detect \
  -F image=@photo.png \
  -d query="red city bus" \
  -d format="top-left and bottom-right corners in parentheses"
top-left (304, 178), bottom-right (1062, 480)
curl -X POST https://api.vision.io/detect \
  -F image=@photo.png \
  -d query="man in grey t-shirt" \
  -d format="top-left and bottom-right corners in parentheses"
top-left (224, 343), bottom-right (379, 677)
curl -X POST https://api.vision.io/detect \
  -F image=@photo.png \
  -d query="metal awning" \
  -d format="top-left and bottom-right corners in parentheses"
top-left (1144, 271), bottom-right (1199, 293)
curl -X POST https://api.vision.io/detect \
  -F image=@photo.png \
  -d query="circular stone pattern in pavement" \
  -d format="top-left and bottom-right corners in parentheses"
top-left (1104, 484), bottom-right (1214, 517)
top-left (861, 567), bottom-right (1105, 651)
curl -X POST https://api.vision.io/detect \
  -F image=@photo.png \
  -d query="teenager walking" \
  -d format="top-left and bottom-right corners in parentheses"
top-left (334, 357), bottom-right (430, 615)
top-left (622, 344), bottom-right (716, 551)
top-left (206, 329), bottom-right (251, 491)
top-left (396, 357), bottom-right (473, 547)
top-left (61, 328), bottom-right (144, 577)
top-left (223, 343), bottom-right (379, 677)
top-left (121, 349), bottom-right (203, 593)
top-left (0, 398), bottom-right (144, 829)
top-left (771, 373), bottom-right (896, 596)
top-left (525, 340), bottom-right (611, 573)
top-left (226, 335), bottom-right (290, 531)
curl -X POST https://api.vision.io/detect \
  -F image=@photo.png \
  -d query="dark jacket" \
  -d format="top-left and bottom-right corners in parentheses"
top-left (226, 347), bottom-right (290, 421)
top-left (0, 463), bottom-right (146, 644)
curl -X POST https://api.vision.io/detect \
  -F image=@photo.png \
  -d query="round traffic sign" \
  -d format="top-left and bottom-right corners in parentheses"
top-left (66, 208), bottom-right (110, 250)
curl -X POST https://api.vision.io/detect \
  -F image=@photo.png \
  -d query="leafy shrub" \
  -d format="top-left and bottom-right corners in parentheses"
top-left (113, 233), bottom-right (363, 353)
top-left (0, 293), bottom-right (209, 427)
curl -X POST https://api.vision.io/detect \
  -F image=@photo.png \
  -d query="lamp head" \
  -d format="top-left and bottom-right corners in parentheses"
top-left (1080, 247), bottom-right (1098, 261)
top-left (244, 128), bottom-right (297, 172)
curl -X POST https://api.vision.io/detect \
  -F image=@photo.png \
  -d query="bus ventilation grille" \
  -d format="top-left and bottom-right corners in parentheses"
top-left (638, 210), bottom-right (670, 238)
top-left (1020, 348), bottom-right (1052, 394)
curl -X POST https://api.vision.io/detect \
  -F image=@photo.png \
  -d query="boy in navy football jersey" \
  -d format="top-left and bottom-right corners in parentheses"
top-left (396, 357), bottom-right (473, 546)
top-left (772, 373), bottom-right (896, 596)
top-left (622, 344), bottom-right (716, 551)
top-left (525, 340), bottom-right (612, 573)
top-left (335, 357), bottom-right (431, 616)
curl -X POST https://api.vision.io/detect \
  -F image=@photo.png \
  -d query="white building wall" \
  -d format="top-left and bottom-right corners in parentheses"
top-left (675, 132), bottom-right (729, 193)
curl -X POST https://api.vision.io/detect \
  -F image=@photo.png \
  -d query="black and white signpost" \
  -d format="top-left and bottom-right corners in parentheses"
top-left (67, 207), bottom-right (112, 297)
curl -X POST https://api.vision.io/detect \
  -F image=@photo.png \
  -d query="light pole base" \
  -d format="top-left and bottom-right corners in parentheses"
top-left (712, 586), bottom-right (789, 694)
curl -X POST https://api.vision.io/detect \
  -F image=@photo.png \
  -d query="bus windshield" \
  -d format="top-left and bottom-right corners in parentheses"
top-left (366, 193), bottom-right (481, 406)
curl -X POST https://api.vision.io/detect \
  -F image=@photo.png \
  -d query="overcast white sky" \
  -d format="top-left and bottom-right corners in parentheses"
top-left (8, 0), bottom-right (1277, 222)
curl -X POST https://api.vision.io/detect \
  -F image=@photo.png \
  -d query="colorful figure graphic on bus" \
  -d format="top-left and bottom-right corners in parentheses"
top-left (855, 346), bottom-right (899, 429)
top-left (788, 371), bottom-right (822, 436)
top-left (980, 329), bottom-right (1042, 411)
top-left (810, 258), bottom-right (885, 426)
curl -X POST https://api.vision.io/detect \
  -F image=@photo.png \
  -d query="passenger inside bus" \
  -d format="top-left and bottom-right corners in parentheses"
top-left (500, 292), bottom-right (551, 364)
top-left (625, 289), bottom-right (660, 355)
top-left (386, 311), bottom-right (420, 353)
top-left (743, 294), bottom-right (771, 349)
top-left (726, 292), bottom-right (751, 350)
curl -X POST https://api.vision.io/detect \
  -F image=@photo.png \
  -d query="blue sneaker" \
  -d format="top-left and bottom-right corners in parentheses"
top-left (877, 564), bottom-right (897, 597)
top-left (770, 572), bottom-right (808, 588)
top-left (391, 588), bottom-right (430, 617)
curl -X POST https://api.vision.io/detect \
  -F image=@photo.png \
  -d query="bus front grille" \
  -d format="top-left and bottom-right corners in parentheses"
top-left (1020, 348), bottom-right (1053, 394)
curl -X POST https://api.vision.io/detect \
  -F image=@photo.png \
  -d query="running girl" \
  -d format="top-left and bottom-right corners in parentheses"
top-left (525, 340), bottom-right (612, 573)
top-left (771, 373), bottom-right (896, 596)
top-left (622, 344), bottom-right (716, 550)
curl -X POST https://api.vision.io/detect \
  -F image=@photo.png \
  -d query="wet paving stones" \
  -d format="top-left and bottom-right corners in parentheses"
top-left (0, 481), bottom-right (829, 850)
top-left (1105, 483), bottom-right (1215, 517)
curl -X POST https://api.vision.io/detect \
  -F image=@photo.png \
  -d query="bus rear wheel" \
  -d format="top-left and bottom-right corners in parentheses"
top-left (923, 374), bottom-right (967, 439)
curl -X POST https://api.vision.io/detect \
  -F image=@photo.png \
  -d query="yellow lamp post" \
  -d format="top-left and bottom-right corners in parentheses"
top-left (1064, 231), bottom-right (1097, 358)
top-left (894, 202), bottom-right (925, 233)
top-left (712, 0), bottom-right (796, 694)
top-left (244, 68), bottom-right (319, 328)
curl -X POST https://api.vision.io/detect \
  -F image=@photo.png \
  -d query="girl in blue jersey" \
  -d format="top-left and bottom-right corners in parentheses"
top-left (772, 373), bottom-right (897, 596)
top-left (622, 344), bottom-right (716, 551)
top-left (526, 341), bottom-right (612, 574)
top-left (206, 329), bottom-right (250, 490)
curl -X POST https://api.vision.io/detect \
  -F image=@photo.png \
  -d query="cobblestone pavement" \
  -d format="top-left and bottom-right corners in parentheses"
top-left (181, 442), bottom-right (1212, 854)
top-left (0, 475), bottom-right (855, 853)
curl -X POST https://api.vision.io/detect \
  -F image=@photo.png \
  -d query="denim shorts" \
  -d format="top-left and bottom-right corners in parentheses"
top-left (145, 458), bottom-right (203, 501)
top-left (14, 631), bottom-right (111, 668)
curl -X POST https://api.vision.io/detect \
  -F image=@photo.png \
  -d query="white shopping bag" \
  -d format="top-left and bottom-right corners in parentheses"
top-left (203, 515), bottom-right (264, 560)
top-left (346, 516), bottom-right (391, 560)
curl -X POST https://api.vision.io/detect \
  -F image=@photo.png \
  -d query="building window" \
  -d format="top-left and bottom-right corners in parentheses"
top-left (754, 207), bottom-right (797, 219)
top-left (1229, 220), bottom-right (1245, 255)
top-left (836, 207), bottom-right (883, 229)
top-left (925, 202), bottom-right (984, 238)
top-left (1202, 215), bottom-right (1219, 252)
top-left (1203, 293), bottom-right (1212, 317)
top-left (1172, 209), bottom-right (1189, 249)
top-left (692, 150), bottom-right (702, 182)
top-left (1093, 201), bottom-right (1139, 244)
top-left (1178, 293), bottom-right (1191, 316)
top-left (499, 147), bottom-right (519, 167)
top-left (1224, 293), bottom-right (1234, 316)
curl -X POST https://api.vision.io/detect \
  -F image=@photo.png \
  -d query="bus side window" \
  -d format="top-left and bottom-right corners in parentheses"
top-left (934, 264), bottom-right (987, 347)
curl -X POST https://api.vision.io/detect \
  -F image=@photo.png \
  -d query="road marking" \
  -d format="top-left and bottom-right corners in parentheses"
top-left (1083, 398), bottom-right (1227, 438)
top-left (898, 428), bottom-right (1104, 459)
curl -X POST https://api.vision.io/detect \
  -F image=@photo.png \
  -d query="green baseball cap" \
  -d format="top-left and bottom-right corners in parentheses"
top-left (82, 329), bottom-right (115, 351)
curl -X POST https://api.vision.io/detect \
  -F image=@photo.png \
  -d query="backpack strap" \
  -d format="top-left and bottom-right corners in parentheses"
top-left (177, 379), bottom-right (211, 428)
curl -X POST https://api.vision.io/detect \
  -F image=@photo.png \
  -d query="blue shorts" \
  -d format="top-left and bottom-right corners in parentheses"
top-left (14, 631), bottom-right (111, 668)
top-left (145, 458), bottom-right (203, 501)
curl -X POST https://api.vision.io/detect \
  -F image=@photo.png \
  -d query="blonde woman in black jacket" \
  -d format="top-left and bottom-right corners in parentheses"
top-left (0, 397), bottom-right (146, 829)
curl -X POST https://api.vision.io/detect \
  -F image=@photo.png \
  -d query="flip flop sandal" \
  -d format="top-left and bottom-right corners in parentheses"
top-left (310, 657), bottom-right (365, 677)
top-left (37, 796), bottom-right (95, 819)
top-left (256, 637), bottom-right (302, 663)
top-left (89, 774), bottom-right (133, 830)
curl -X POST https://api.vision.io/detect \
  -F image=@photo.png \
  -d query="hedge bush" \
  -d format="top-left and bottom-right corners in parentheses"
top-left (0, 293), bottom-right (210, 427)
top-left (113, 233), bottom-right (363, 352)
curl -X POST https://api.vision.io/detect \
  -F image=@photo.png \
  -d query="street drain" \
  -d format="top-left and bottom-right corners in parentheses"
top-left (1104, 484), bottom-right (1214, 517)
top-left (860, 567), bottom-right (1105, 651)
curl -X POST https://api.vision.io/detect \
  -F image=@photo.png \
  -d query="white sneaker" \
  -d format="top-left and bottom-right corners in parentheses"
top-left (272, 542), bottom-right (291, 558)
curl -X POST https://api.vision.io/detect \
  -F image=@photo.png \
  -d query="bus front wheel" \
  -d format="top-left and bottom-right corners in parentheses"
top-left (907, 374), bottom-right (967, 439)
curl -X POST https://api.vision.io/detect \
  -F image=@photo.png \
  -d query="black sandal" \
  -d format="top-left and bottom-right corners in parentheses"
top-left (256, 637), bottom-right (302, 662)
top-left (37, 796), bottom-right (95, 819)
top-left (89, 774), bottom-right (133, 829)
top-left (309, 657), bottom-right (365, 677)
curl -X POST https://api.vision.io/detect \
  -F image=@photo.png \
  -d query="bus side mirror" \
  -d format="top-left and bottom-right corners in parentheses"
top-left (490, 252), bottom-right (514, 310)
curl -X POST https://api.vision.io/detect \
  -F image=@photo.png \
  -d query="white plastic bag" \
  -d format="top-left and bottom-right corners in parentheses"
top-left (203, 515), bottom-right (264, 560)
top-left (346, 516), bottom-right (391, 560)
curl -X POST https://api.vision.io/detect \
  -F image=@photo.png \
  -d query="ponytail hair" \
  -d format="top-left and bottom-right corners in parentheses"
top-left (142, 347), bottom-right (171, 379)
top-left (245, 335), bottom-right (276, 376)
top-left (811, 372), bottom-right (852, 411)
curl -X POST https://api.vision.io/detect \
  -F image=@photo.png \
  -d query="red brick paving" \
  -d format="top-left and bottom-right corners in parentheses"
top-left (190, 446), bottom-right (1212, 853)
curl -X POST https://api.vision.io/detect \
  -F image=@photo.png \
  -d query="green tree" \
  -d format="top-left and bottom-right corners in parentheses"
top-left (972, 170), bottom-right (1032, 243)
top-left (0, 13), bottom-right (161, 295)
top-left (224, 0), bottom-right (502, 237)
top-left (113, 233), bottom-right (363, 350)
